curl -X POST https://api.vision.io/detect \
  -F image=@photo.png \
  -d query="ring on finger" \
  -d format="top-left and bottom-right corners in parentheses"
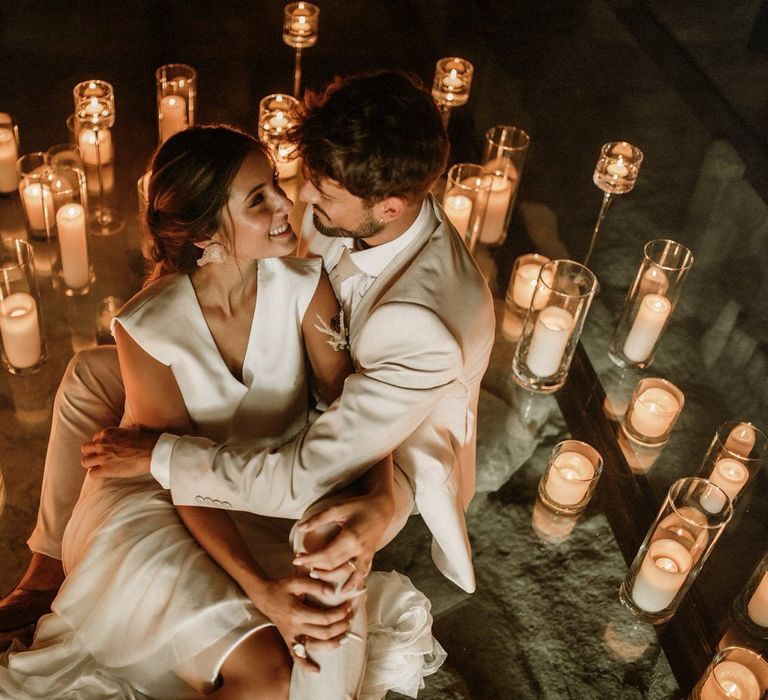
top-left (292, 640), bottom-right (308, 659)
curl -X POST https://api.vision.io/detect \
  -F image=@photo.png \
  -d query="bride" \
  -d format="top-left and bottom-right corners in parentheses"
top-left (0, 125), bottom-right (420, 698)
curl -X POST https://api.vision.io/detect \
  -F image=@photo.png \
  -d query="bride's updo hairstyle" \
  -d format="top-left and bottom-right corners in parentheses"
top-left (144, 125), bottom-right (268, 283)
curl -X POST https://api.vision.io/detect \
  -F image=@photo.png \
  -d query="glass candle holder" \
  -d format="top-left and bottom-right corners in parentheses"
top-left (283, 2), bottom-right (320, 97)
top-left (442, 163), bottom-right (492, 251)
top-left (501, 253), bottom-right (551, 343)
top-left (431, 56), bottom-right (474, 116)
top-left (608, 239), bottom-right (694, 369)
top-left (734, 552), bottom-right (768, 638)
top-left (16, 152), bottom-right (54, 239)
top-left (696, 421), bottom-right (767, 506)
top-left (259, 93), bottom-right (300, 180)
top-left (621, 377), bottom-right (684, 447)
top-left (73, 79), bottom-right (120, 235)
top-left (512, 259), bottom-right (598, 393)
top-left (479, 125), bottom-right (530, 246)
top-left (0, 112), bottom-right (20, 194)
top-left (155, 63), bottom-right (197, 144)
top-left (0, 238), bottom-right (46, 374)
top-left (538, 439), bottom-right (603, 515)
top-left (691, 646), bottom-right (768, 700)
top-left (619, 477), bottom-right (732, 625)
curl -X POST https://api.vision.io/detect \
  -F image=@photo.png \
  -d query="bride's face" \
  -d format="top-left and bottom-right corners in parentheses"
top-left (223, 150), bottom-right (296, 259)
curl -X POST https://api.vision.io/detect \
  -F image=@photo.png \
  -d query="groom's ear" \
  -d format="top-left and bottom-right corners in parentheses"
top-left (374, 196), bottom-right (407, 224)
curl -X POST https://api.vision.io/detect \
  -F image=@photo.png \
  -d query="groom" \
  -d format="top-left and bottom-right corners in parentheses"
top-left (1, 71), bottom-right (495, 638)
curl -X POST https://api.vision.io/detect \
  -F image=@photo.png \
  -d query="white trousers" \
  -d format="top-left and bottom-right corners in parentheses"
top-left (27, 346), bottom-right (415, 699)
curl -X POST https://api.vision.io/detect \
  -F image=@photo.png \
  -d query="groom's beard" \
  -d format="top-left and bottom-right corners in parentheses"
top-left (312, 206), bottom-right (384, 240)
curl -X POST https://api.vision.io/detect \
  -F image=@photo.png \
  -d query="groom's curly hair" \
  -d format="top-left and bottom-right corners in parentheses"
top-left (143, 125), bottom-right (268, 284)
top-left (290, 70), bottom-right (448, 204)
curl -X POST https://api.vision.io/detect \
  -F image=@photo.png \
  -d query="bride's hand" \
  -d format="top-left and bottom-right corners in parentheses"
top-left (81, 428), bottom-right (158, 478)
top-left (244, 575), bottom-right (353, 671)
top-left (292, 488), bottom-right (395, 592)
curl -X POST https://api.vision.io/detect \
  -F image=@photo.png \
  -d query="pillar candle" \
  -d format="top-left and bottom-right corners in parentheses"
top-left (725, 423), bottom-right (756, 457)
top-left (708, 458), bottom-right (749, 502)
top-left (478, 175), bottom-right (513, 245)
top-left (512, 263), bottom-right (554, 310)
top-left (159, 95), bottom-right (188, 142)
top-left (21, 183), bottom-right (55, 231)
top-left (78, 127), bottom-right (113, 166)
top-left (629, 387), bottom-right (680, 439)
top-left (56, 203), bottom-right (90, 289)
top-left (525, 306), bottom-right (574, 377)
top-left (544, 452), bottom-right (594, 506)
top-left (638, 266), bottom-right (670, 297)
top-left (700, 661), bottom-right (760, 700)
top-left (443, 194), bottom-right (472, 237)
top-left (747, 572), bottom-right (768, 627)
top-left (0, 128), bottom-right (19, 193)
top-left (0, 292), bottom-right (42, 369)
top-left (623, 293), bottom-right (672, 363)
top-left (631, 538), bottom-right (692, 613)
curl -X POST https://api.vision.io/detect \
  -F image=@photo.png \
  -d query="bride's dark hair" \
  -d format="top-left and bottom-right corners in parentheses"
top-left (143, 125), bottom-right (268, 284)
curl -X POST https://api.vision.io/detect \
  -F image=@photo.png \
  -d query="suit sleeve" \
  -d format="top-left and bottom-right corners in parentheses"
top-left (168, 301), bottom-right (462, 517)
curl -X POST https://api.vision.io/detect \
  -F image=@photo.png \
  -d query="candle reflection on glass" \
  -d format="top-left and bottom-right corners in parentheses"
top-left (747, 572), bottom-right (768, 628)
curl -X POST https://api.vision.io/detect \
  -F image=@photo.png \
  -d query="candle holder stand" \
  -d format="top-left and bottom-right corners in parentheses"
top-left (431, 56), bottom-right (473, 128)
top-left (282, 2), bottom-right (319, 97)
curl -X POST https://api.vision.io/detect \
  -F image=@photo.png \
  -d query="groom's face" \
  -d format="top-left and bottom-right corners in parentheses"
top-left (299, 175), bottom-right (384, 240)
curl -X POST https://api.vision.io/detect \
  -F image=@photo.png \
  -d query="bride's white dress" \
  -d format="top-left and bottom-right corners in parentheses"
top-left (0, 257), bottom-right (444, 699)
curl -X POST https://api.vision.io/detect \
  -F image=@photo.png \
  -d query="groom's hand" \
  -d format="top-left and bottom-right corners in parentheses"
top-left (81, 428), bottom-right (159, 478)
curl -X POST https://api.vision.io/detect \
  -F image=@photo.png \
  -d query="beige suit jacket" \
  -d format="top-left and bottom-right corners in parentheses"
top-left (169, 195), bottom-right (495, 592)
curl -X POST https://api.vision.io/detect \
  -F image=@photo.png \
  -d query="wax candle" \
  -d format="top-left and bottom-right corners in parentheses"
top-left (56, 203), bottom-right (90, 289)
top-left (159, 95), bottom-right (188, 142)
top-left (512, 262), bottom-right (554, 310)
top-left (479, 174), bottom-right (513, 245)
top-left (606, 157), bottom-right (628, 178)
top-left (0, 128), bottom-right (19, 193)
top-left (290, 15), bottom-right (311, 36)
top-left (725, 423), bottom-right (756, 457)
top-left (21, 183), bottom-right (55, 231)
top-left (700, 661), bottom-right (760, 700)
top-left (638, 266), bottom-right (670, 297)
top-left (442, 69), bottom-right (464, 90)
top-left (544, 451), bottom-right (594, 506)
top-left (268, 111), bottom-right (290, 131)
top-left (78, 127), bottom-right (113, 166)
top-left (699, 483), bottom-right (728, 515)
top-left (629, 387), bottom-right (680, 439)
top-left (747, 572), bottom-right (768, 627)
top-left (443, 194), bottom-right (472, 236)
top-left (0, 292), bottom-right (42, 369)
top-left (631, 538), bottom-right (692, 613)
top-left (526, 306), bottom-right (574, 377)
top-left (708, 458), bottom-right (749, 502)
top-left (622, 294), bottom-right (672, 363)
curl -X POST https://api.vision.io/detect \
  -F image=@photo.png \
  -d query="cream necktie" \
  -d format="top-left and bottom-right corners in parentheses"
top-left (330, 247), bottom-right (363, 290)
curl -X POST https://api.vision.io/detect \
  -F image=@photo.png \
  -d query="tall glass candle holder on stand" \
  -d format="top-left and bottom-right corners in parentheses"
top-left (155, 63), bottom-right (196, 144)
top-left (431, 57), bottom-right (473, 128)
top-left (0, 238), bottom-right (46, 374)
top-left (538, 440), bottom-right (603, 514)
top-left (0, 113), bottom-right (20, 194)
top-left (512, 259), bottom-right (598, 393)
top-left (501, 253), bottom-right (551, 343)
top-left (734, 552), bottom-right (768, 640)
top-left (17, 152), bottom-right (55, 240)
top-left (283, 2), bottom-right (319, 98)
top-left (691, 646), bottom-right (768, 699)
top-left (442, 163), bottom-right (491, 251)
top-left (258, 94), bottom-right (300, 180)
top-left (619, 477), bottom-right (732, 625)
top-left (40, 164), bottom-right (93, 296)
top-left (73, 79), bottom-right (121, 235)
top-left (608, 239), bottom-right (693, 369)
top-left (479, 125), bottom-right (530, 247)
top-left (585, 141), bottom-right (643, 267)
top-left (621, 377), bottom-right (684, 447)
top-left (696, 421), bottom-right (767, 506)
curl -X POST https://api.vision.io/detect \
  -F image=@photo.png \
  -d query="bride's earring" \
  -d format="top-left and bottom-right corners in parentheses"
top-left (196, 233), bottom-right (230, 266)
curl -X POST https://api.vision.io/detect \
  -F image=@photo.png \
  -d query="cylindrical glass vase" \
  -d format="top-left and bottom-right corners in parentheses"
top-left (479, 125), bottom-right (530, 246)
top-left (619, 477), bottom-right (732, 624)
top-left (0, 112), bottom-right (20, 194)
top-left (282, 2), bottom-right (320, 48)
top-left (0, 238), bottom-right (46, 374)
top-left (697, 421), bottom-right (767, 506)
top-left (734, 552), bottom-right (768, 639)
top-left (608, 239), bottom-right (694, 369)
top-left (442, 163), bottom-right (491, 251)
top-left (155, 63), bottom-right (197, 143)
top-left (621, 377), bottom-right (685, 447)
top-left (431, 56), bottom-right (473, 109)
top-left (538, 440), bottom-right (603, 515)
top-left (691, 646), bottom-right (768, 699)
top-left (512, 259), bottom-right (598, 393)
top-left (259, 93), bottom-right (301, 180)
top-left (501, 253), bottom-right (551, 342)
top-left (16, 152), bottom-right (54, 239)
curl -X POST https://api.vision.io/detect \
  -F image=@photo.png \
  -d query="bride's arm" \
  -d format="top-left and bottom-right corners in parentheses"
top-left (114, 323), bottom-right (351, 666)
